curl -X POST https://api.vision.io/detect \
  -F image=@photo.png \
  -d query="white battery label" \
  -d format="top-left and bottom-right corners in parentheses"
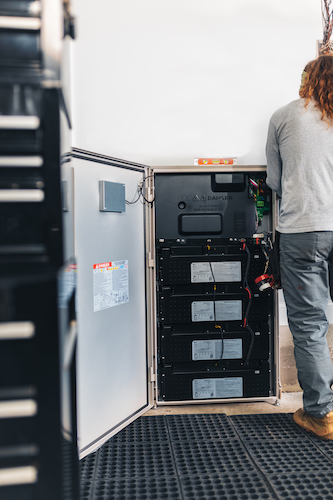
top-left (193, 377), bottom-right (243, 399)
top-left (191, 261), bottom-right (241, 283)
top-left (191, 301), bottom-right (214, 322)
top-left (192, 338), bottom-right (242, 361)
top-left (191, 300), bottom-right (242, 322)
top-left (191, 262), bottom-right (214, 283)
top-left (215, 300), bottom-right (242, 321)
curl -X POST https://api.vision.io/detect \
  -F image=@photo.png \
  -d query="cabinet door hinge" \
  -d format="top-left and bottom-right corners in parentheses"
top-left (149, 366), bottom-right (156, 383)
top-left (145, 186), bottom-right (154, 203)
top-left (148, 252), bottom-right (154, 268)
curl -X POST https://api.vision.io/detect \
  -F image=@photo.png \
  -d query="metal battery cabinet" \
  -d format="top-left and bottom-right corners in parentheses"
top-left (73, 159), bottom-right (280, 457)
top-left (151, 166), bottom-right (280, 405)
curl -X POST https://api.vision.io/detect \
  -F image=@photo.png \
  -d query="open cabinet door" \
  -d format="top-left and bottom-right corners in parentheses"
top-left (72, 150), bottom-right (151, 458)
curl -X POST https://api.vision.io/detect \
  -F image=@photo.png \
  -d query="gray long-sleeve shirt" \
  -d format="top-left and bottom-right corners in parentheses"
top-left (266, 98), bottom-right (333, 233)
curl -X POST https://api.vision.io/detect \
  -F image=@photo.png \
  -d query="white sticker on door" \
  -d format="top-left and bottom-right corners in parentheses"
top-left (93, 260), bottom-right (129, 312)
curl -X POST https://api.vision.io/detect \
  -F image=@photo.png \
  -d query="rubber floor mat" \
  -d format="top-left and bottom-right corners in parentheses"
top-left (80, 413), bottom-right (333, 499)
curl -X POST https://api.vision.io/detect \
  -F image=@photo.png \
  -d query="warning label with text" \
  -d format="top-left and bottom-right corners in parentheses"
top-left (93, 260), bottom-right (129, 312)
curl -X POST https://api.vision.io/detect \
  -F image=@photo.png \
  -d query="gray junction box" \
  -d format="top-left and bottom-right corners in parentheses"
top-left (73, 155), bottom-right (280, 457)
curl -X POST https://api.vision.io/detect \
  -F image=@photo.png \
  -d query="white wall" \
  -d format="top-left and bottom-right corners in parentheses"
top-left (70, 1), bottom-right (325, 326)
top-left (71, 0), bottom-right (321, 166)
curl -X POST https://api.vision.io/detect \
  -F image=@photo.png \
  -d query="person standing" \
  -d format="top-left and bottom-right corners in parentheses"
top-left (266, 54), bottom-right (333, 440)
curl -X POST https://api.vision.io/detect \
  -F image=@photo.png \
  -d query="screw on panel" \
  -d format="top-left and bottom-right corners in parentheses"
top-left (274, 399), bottom-right (280, 406)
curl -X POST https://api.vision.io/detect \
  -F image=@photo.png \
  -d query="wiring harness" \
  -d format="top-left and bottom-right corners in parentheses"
top-left (126, 175), bottom-right (155, 205)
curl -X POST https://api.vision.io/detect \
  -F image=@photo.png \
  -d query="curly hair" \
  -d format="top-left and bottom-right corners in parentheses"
top-left (299, 53), bottom-right (333, 124)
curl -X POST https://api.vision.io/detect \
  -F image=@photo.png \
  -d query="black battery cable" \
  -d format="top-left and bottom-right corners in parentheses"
top-left (126, 174), bottom-right (155, 205)
top-left (206, 246), bottom-right (224, 366)
top-left (241, 241), bottom-right (255, 365)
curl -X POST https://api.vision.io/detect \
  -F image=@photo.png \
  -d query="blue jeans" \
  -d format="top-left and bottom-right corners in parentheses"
top-left (280, 232), bottom-right (333, 418)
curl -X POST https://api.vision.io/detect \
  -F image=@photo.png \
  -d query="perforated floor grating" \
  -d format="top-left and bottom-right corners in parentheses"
top-left (80, 413), bottom-right (333, 500)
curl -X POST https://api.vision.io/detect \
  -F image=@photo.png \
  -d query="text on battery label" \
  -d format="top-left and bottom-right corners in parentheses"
top-left (192, 338), bottom-right (242, 360)
top-left (215, 300), bottom-right (242, 321)
top-left (191, 301), bottom-right (214, 322)
top-left (192, 377), bottom-right (243, 399)
top-left (191, 261), bottom-right (241, 283)
top-left (191, 300), bottom-right (242, 322)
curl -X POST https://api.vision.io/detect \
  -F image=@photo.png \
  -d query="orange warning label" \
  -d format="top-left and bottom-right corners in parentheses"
top-left (93, 262), bottom-right (111, 269)
top-left (194, 158), bottom-right (237, 166)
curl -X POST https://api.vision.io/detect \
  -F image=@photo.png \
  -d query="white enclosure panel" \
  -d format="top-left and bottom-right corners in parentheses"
top-left (71, 0), bottom-right (322, 166)
top-left (74, 157), bottom-right (147, 453)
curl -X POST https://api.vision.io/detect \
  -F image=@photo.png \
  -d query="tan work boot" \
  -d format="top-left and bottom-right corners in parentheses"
top-left (293, 408), bottom-right (333, 440)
